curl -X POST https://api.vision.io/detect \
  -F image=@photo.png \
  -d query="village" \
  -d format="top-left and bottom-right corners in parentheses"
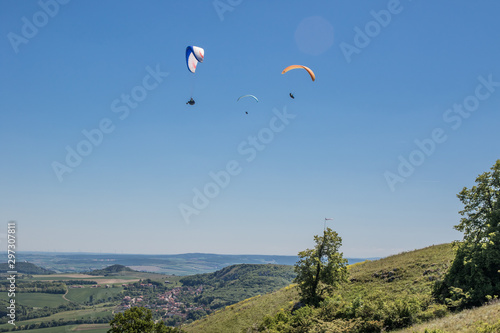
top-left (114, 282), bottom-right (209, 320)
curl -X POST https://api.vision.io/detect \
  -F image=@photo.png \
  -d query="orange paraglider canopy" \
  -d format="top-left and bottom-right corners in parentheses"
top-left (281, 65), bottom-right (315, 81)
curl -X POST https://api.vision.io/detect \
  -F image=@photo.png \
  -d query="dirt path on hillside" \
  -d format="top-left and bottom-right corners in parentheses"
top-left (62, 287), bottom-right (70, 302)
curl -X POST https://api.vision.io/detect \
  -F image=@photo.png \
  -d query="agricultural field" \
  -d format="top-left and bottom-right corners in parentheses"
top-left (26, 271), bottom-right (182, 285)
top-left (29, 274), bottom-right (140, 284)
top-left (0, 306), bottom-right (113, 331)
top-left (0, 292), bottom-right (68, 308)
top-left (0, 323), bottom-right (110, 332)
top-left (65, 286), bottom-right (124, 304)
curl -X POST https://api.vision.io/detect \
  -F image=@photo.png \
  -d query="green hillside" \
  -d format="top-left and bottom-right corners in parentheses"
top-left (88, 264), bottom-right (136, 276)
top-left (179, 264), bottom-right (296, 309)
top-left (0, 262), bottom-right (55, 274)
top-left (184, 284), bottom-right (299, 333)
top-left (184, 243), bottom-right (460, 332)
top-left (393, 299), bottom-right (500, 332)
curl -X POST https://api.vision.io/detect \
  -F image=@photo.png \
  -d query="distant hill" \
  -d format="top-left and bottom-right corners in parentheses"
top-left (0, 262), bottom-right (55, 275)
top-left (179, 264), bottom-right (296, 310)
top-left (88, 264), bottom-right (136, 276)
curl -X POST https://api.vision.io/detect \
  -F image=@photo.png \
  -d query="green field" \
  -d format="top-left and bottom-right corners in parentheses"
top-left (66, 286), bottom-right (124, 304)
top-left (27, 271), bottom-right (177, 283)
top-left (29, 275), bottom-right (138, 281)
top-left (0, 307), bottom-right (113, 331)
top-left (0, 292), bottom-right (68, 308)
top-left (3, 324), bottom-right (110, 332)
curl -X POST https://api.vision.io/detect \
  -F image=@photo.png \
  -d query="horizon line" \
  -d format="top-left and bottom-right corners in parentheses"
top-left (15, 250), bottom-right (379, 260)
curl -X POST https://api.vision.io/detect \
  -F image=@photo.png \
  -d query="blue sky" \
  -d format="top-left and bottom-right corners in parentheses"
top-left (1, 1), bottom-right (499, 257)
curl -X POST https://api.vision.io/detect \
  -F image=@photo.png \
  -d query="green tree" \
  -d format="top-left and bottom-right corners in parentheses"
top-left (434, 160), bottom-right (500, 308)
top-left (108, 307), bottom-right (184, 333)
top-left (294, 227), bottom-right (348, 305)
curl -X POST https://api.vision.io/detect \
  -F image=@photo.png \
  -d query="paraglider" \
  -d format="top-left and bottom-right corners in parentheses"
top-left (281, 65), bottom-right (315, 81)
top-left (186, 46), bottom-right (204, 105)
top-left (237, 94), bottom-right (258, 114)
top-left (282, 65), bottom-right (315, 99)
top-left (237, 95), bottom-right (259, 103)
top-left (186, 46), bottom-right (204, 73)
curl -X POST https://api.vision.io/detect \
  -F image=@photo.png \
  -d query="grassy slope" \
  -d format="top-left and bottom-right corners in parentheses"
top-left (184, 243), bottom-right (457, 333)
top-left (184, 285), bottom-right (299, 333)
top-left (344, 243), bottom-right (455, 301)
top-left (393, 300), bottom-right (500, 333)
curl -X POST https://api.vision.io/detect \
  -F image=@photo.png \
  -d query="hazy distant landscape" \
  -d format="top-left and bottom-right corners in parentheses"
top-left (6, 252), bottom-right (374, 275)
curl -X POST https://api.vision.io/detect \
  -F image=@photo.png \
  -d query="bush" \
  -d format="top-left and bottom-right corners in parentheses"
top-left (417, 303), bottom-right (448, 322)
top-left (383, 298), bottom-right (422, 329)
top-left (475, 319), bottom-right (500, 333)
top-left (352, 319), bottom-right (383, 333)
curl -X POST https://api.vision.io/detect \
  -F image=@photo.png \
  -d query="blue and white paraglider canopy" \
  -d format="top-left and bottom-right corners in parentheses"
top-left (186, 46), bottom-right (204, 73)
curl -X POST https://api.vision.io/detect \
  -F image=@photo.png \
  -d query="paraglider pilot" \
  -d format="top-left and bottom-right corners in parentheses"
top-left (289, 93), bottom-right (295, 99)
top-left (186, 98), bottom-right (195, 105)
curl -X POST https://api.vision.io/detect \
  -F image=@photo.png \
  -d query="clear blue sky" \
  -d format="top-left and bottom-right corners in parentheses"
top-left (1, 1), bottom-right (499, 257)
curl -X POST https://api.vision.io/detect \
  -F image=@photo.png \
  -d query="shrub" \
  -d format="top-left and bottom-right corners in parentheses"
top-left (417, 303), bottom-right (448, 322)
top-left (475, 319), bottom-right (500, 333)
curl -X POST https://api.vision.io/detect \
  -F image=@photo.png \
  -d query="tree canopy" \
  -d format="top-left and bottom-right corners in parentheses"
top-left (108, 307), bottom-right (183, 333)
top-left (434, 160), bottom-right (500, 308)
top-left (294, 227), bottom-right (348, 305)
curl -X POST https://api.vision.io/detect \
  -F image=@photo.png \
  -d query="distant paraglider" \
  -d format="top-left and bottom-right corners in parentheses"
top-left (237, 95), bottom-right (259, 103)
top-left (282, 65), bottom-right (315, 99)
top-left (281, 65), bottom-right (315, 81)
top-left (237, 94), bottom-right (258, 114)
top-left (186, 46), bottom-right (204, 105)
top-left (186, 46), bottom-right (204, 73)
